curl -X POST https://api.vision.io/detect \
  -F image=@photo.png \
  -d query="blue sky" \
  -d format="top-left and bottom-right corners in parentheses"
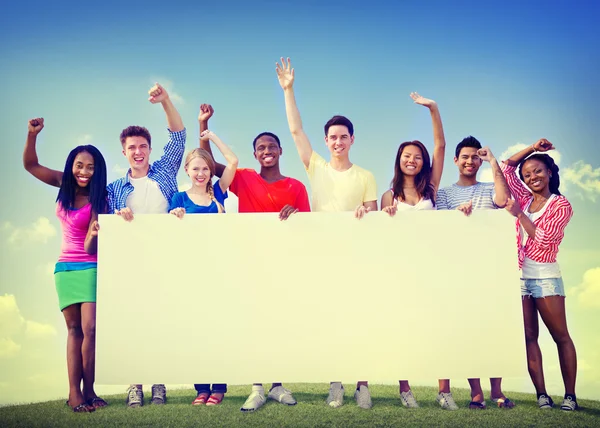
top-left (1, 0), bottom-right (599, 405)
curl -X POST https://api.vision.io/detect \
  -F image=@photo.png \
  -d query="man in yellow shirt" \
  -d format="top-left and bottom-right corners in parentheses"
top-left (276, 57), bottom-right (377, 409)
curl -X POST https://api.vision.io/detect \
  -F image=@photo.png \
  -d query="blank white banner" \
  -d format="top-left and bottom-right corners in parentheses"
top-left (96, 210), bottom-right (525, 384)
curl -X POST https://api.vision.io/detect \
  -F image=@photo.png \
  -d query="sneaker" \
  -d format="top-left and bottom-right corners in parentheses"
top-left (354, 385), bottom-right (372, 409)
top-left (326, 382), bottom-right (344, 408)
top-left (151, 384), bottom-right (166, 405)
top-left (400, 390), bottom-right (419, 408)
top-left (268, 386), bottom-right (297, 405)
top-left (538, 394), bottom-right (554, 410)
top-left (436, 392), bottom-right (458, 410)
top-left (126, 385), bottom-right (143, 408)
top-left (241, 386), bottom-right (266, 412)
top-left (560, 395), bottom-right (578, 411)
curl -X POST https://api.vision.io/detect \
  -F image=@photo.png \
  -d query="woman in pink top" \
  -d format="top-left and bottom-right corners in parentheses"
top-left (501, 139), bottom-right (577, 411)
top-left (23, 118), bottom-right (108, 413)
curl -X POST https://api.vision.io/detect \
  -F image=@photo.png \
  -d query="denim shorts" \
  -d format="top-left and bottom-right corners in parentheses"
top-left (520, 278), bottom-right (565, 298)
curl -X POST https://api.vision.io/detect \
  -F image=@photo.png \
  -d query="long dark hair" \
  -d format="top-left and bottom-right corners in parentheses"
top-left (56, 145), bottom-right (108, 214)
top-left (518, 153), bottom-right (561, 196)
top-left (390, 141), bottom-right (436, 205)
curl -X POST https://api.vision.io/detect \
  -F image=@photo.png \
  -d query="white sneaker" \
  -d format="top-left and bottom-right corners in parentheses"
top-left (400, 390), bottom-right (419, 408)
top-left (560, 396), bottom-right (578, 411)
top-left (354, 385), bottom-right (372, 409)
top-left (437, 392), bottom-right (458, 410)
top-left (268, 386), bottom-right (297, 405)
top-left (326, 382), bottom-right (344, 408)
top-left (240, 386), bottom-right (266, 412)
top-left (538, 394), bottom-right (554, 410)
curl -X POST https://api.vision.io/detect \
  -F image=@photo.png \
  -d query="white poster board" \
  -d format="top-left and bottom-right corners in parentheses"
top-left (96, 211), bottom-right (525, 384)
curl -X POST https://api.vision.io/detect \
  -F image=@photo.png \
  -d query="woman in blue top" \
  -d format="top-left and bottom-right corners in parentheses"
top-left (169, 129), bottom-right (238, 217)
top-left (170, 129), bottom-right (238, 406)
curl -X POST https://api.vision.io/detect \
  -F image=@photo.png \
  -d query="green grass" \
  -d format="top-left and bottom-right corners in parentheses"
top-left (1, 384), bottom-right (599, 427)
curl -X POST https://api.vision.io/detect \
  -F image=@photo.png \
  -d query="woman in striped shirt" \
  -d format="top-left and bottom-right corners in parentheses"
top-left (501, 139), bottom-right (577, 411)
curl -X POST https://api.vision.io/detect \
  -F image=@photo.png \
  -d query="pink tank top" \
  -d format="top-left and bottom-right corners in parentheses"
top-left (56, 203), bottom-right (97, 263)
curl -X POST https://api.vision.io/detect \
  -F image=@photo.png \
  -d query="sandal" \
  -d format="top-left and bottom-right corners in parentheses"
top-left (469, 400), bottom-right (487, 409)
top-left (87, 397), bottom-right (108, 408)
top-left (492, 397), bottom-right (515, 408)
top-left (206, 394), bottom-right (224, 406)
top-left (192, 393), bottom-right (210, 405)
top-left (66, 400), bottom-right (95, 413)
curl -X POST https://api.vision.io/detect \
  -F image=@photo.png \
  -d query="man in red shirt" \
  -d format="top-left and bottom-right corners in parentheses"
top-left (197, 104), bottom-right (309, 411)
top-left (199, 104), bottom-right (310, 219)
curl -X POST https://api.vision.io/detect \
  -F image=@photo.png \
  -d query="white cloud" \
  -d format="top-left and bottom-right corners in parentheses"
top-left (498, 143), bottom-right (562, 166)
top-left (150, 78), bottom-right (184, 105)
top-left (4, 217), bottom-right (57, 245)
top-left (25, 321), bottom-right (57, 339)
top-left (570, 267), bottom-right (600, 308)
top-left (562, 161), bottom-right (600, 202)
top-left (0, 294), bottom-right (56, 358)
top-left (0, 338), bottom-right (21, 358)
top-left (479, 167), bottom-right (493, 182)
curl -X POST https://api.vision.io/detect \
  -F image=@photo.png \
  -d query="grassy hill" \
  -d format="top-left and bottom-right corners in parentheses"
top-left (1, 384), bottom-right (599, 427)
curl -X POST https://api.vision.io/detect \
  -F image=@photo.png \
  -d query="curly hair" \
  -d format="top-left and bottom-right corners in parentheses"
top-left (519, 153), bottom-right (561, 196)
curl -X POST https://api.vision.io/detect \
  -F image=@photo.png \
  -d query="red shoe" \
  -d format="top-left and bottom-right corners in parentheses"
top-left (192, 393), bottom-right (209, 405)
top-left (206, 393), bottom-right (224, 406)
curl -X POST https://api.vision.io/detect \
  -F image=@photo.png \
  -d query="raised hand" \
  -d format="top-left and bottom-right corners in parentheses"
top-left (200, 129), bottom-right (214, 142)
top-left (279, 204), bottom-right (298, 221)
top-left (170, 207), bottom-right (186, 219)
top-left (457, 200), bottom-right (473, 217)
top-left (276, 57), bottom-right (295, 90)
top-left (505, 199), bottom-right (522, 217)
top-left (410, 92), bottom-right (437, 109)
top-left (28, 118), bottom-right (45, 135)
top-left (148, 82), bottom-right (169, 104)
top-left (477, 147), bottom-right (495, 163)
top-left (198, 104), bottom-right (214, 122)
top-left (533, 138), bottom-right (555, 152)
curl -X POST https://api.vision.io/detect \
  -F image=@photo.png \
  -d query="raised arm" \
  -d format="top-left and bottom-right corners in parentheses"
top-left (148, 83), bottom-right (184, 132)
top-left (198, 104), bottom-right (225, 178)
top-left (200, 130), bottom-right (238, 193)
top-left (23, 118), bottom-right (63, 187)
top-left (477, 147), bottom-right (510, 207)
top-left (276, 57), bottom-right (313, 168)
top-left (410, 92), bottom-right (446, 192)
top-left (505, 138), bottom-right (554, 167)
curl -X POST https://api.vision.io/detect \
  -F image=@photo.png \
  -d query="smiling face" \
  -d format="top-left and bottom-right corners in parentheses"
top-left (399, 144), bottom-right (424, 175)
top-left (325, 125), bottom-right (354, 158)
top-left (186, 156), bottom-right (212, 189)
top-left (72, 151), bottom-right (95, 187)
top-left (521, 158), bottom-right (551, 194)
top-left (455, 147), bottom-right (482, 178)
top-left (254, 135), bottom-right (282, 168)
top-left (123, 136), bottom-right (151, 173)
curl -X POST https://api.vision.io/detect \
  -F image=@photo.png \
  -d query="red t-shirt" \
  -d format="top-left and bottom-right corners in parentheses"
top-left (229, 169), bottom-right (311, 213)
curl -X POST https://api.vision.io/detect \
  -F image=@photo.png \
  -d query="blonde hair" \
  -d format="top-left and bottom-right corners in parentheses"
top-left (184, 148), bottom-right (225, 213)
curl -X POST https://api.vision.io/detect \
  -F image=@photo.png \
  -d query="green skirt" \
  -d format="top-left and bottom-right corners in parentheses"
top-left (54, 268), bottom-right (97, 311)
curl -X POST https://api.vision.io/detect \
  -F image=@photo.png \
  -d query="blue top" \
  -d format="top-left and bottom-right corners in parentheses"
top-left (107, 128), bottom-right (187, 212)
top-left (169, 180), bottom-right (228, 214)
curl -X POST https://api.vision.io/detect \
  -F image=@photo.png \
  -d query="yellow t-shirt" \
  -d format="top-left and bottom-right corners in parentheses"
top-left (306, 151), bottom-right (377, 212)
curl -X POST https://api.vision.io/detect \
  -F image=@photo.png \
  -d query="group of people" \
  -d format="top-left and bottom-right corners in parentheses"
top-left (22, 57), bottom-right (578, 414)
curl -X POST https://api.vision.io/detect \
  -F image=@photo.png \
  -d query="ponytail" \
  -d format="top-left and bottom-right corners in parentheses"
top-left (206, 180), bottom-right (225, 213)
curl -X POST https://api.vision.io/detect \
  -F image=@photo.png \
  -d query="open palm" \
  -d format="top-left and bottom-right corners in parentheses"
top-left (276, 57), bottom-right (295, 90)
top-left (410, 92), bottom-right (437, 108)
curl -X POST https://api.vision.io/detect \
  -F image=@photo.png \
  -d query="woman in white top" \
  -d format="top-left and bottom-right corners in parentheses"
top-left (377, 93), bottom-right (455, 410)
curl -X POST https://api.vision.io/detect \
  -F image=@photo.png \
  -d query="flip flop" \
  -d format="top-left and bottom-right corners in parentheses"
top-left (469, 401), bottom-right (487, 409)
top-left (87, 397), bottom-right (108, 408)
top-left (206, 394), bottom-right (224, 406)
top-left (491, 397), bottom-right (515, 408)
top-left (66, 400), bottom-right (95, 413)
top-left (192, 393), bottom-right (209, 405)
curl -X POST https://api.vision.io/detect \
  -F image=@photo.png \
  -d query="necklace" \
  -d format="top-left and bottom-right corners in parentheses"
top-left (529, 196), bottom-right (549, 214)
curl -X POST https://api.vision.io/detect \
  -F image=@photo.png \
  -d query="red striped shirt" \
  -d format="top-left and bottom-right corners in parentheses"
top-left (500, 162), bottom-right (573, 269)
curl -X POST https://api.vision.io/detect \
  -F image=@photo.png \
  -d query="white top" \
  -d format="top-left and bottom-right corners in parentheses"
top-left (393, 193), bottom-right (436, 211)
top-left (126, 175), bottom-right (169, 214)
top-left (521, 194), bottom-right (561, 279)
